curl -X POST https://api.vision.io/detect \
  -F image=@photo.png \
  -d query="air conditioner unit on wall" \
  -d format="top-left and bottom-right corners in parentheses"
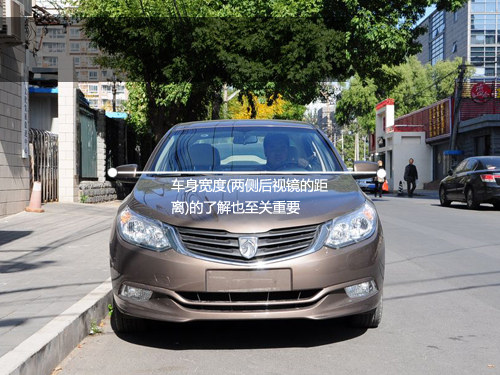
top-left (0, 0), bottom-right (25, 46)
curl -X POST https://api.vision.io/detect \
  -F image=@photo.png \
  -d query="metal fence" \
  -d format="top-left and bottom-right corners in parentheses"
top-left (29, 129), bottom-right (58, 202)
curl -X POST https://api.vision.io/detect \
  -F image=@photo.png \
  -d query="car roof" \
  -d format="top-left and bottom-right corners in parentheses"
top-left (469, 156), bottom-right (500, 159)
top-left (171, 119), bottom-right (316, 131)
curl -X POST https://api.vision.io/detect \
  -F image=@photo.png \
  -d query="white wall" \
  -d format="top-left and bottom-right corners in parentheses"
top-left (389, 133), bottom-right (432, 190)
top-left (55, 55), bottom-right (78, 202)
top-left (375, 100), bottom-right (432, 191)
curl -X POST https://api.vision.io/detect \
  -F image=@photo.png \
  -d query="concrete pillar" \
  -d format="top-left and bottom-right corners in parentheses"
top-left (96, 110), bottom-right (106, 182)
top-left (56, 55), bottom-right (78, 202)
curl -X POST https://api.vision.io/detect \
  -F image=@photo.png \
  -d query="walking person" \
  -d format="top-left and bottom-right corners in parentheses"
top-left (404, 158), bottom-right (418, 197)
top-left (374, 160), bottom-right (386, 198)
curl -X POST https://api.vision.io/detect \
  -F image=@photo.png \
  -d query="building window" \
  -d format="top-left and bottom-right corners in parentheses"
top-left (429, 11), bottom-right (445, 65)
top-left (88, 71), bottom-right (98, 81)
top-left (88, 84), bottom-right (98, 93)
top-left (42, 42), bottom-right (66, 53)
top-left (451, 41), bottom-right (457, 53)
top-left (46, 27), bottom-right (65, 39)
top-left (70, 27), bottom-right (81, 38)
top-left (471, 14), bottom-right (496, 45)
top-left (471, 0), bottom-right (497, 12)
top-left (88, 42), bottom-right (99, 53)
top-left (42, 56), bottom-right (58, 67)
top-left (70, 42), bottom-right (80, 53)
top-left (74, 57), bottom-right (80, 67)
top-left (471, 46), bottom-right (496, 75)
top-left (430, 11), bottom-right (445, 39)
top-left (454, 11), bottom-right (458, 22)
top-left (431, 35), bottom-right (444, 65)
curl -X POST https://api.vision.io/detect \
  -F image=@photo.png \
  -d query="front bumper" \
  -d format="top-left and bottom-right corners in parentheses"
top-left (110, 225), bottom-right (385, 322)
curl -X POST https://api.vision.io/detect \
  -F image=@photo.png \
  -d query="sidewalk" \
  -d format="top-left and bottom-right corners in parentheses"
top-left (0, 202), bottom-right (120, 375)
top-left (394, 189), bottom-right (439, 199)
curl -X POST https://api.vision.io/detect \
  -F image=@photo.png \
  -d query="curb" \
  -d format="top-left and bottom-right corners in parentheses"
top-left (0, 279), bottom-right (112, 375)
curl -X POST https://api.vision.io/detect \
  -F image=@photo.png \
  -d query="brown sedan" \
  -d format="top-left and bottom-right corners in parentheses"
top-left (109, 120), bottom-right (385, 332)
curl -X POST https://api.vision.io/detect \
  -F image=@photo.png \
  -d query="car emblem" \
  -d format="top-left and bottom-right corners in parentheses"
top-left (238, 236), bottom-right (258, 259)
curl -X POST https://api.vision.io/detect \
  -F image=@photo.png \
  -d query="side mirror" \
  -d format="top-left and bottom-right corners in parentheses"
top-left (108, 164), bottom-right (139, 183)
top-left (447, 169), bottom-right (453, 176)
top-left (352, 161), bottom-right (378, 179)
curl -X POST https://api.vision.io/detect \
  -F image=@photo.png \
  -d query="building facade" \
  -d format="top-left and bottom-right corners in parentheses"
top-left (32, 0), bottom-right (128, 111)
top-left (0, 0), bottom-right (32, 216)
top-left (417, 1), bottom-right (500, 77)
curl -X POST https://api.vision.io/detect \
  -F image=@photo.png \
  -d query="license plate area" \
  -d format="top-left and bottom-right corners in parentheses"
top-left (206, 269), bottom-right (292, 292)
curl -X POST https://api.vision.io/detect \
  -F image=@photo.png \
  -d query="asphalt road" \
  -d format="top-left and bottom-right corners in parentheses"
top-left (54, 195), bottom-right (500, 375)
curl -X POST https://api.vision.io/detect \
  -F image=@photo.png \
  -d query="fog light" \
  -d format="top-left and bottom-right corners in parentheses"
top-left (344, 280), bottom-right (378, 298)
top-left (120, 285), bottom-right (153, 302)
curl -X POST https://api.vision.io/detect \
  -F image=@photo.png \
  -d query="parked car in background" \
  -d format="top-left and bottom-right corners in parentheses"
top-left (439, 156), bottom-right (500, 209)
top-left (108, 120), bottom-right (385, 333)
top-left (357, 177), bottom-right (376, 193)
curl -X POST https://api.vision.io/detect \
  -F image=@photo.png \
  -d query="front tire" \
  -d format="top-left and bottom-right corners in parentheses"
top-left (110, 298), bottom-right (146, 333)
top-left (439, 186), bottom-right (451, 207)
top-left (350, 300), bottom-right (383, 329)
top-left (466, 188), bottom-right (479, 210)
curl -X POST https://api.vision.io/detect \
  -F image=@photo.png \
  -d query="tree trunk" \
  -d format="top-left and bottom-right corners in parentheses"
top-left (211, 89), bottom-right (222, 120)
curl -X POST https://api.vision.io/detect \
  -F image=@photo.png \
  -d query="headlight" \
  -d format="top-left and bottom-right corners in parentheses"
top-left (325, 201), bottom-right (377, 248)
top-left (117, 206), bottom-right (172, 251)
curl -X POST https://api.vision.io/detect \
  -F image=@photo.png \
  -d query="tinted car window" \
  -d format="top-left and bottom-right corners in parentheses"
top-left (454, 160), bottom-right (468, 173)
top-left (465, 159), bottom-right (478, 171)
top-left (479, 157), bottom-right (500, 170)
top-left (151, 126), bottom-right (342, 172)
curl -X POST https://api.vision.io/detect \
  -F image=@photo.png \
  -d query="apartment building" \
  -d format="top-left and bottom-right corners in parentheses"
top-left (32, 0), bottom-right (127, 111)
top-left (417, 1), bottom-right (500, 77)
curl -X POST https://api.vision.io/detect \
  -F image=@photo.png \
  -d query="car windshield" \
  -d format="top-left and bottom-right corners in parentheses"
top-left (151, 125), bottom-right (342, 172)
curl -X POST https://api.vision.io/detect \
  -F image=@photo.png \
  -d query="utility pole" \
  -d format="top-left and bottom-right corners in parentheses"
top-left (449, 58), bottom-right (467, 165)
top-left (354, 132), bottom-right (359, 161)
top-left (222, 85), bottom-right (239, 119)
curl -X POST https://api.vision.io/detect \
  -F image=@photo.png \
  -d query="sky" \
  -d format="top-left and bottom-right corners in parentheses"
top-left (418, 5), bottom-right (437, 24)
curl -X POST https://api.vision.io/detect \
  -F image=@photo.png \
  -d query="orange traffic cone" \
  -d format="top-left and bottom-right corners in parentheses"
top-left (25, 181), bottom-right (44, 213)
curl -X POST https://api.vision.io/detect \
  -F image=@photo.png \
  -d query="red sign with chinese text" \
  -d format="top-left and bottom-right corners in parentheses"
top-left (470, 83), bottom-right (492, 103)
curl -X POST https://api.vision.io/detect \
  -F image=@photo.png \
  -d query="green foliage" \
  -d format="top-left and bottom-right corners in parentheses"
top-left (74, 0), bottom-right (468, 140)
top-left (89, 320), bottom-right (102, 335)
top-left (336, 57), bottom-right (465, 134)
top-left (335, 77), bottom-right (378, 133)
top-left (108, 303), bottom-right (113, 317)
top-left (273, 101), bottom-right (307, 121)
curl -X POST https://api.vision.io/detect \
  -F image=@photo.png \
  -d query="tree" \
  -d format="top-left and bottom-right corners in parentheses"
top-left (228, 93), bottom-right (305, 120)
top-left (74, 0), bottom-right (468, 141)
top-left (336, 57), bottom-right (465, 134)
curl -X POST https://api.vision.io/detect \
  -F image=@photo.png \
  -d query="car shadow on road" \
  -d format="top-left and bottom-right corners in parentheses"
top-left (115, 318), bottom-right (367, 349)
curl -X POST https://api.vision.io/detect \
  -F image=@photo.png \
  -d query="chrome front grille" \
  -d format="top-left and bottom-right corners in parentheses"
top-left (176, 223), bottom-right (321, 261)
top-left (174, 289), bottom-right (322, 311)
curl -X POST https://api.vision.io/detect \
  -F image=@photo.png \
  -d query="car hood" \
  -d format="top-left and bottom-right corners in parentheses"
top-left (127, 175), bottom-right (366, 233)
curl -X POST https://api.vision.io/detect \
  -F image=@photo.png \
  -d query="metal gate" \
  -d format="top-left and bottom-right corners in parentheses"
top-left (29, 129), bottom-right (58, 202)
top-left (79, 109), bottom-right (97, 178)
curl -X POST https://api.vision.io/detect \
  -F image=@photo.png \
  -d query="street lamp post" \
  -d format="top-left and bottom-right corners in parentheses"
top-left (107, 74), bottom-right (119, 112)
